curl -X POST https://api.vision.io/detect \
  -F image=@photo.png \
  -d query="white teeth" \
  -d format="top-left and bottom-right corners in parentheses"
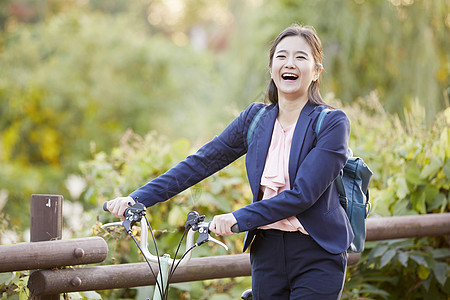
top-left (282, 73), bottom-right (298, 80)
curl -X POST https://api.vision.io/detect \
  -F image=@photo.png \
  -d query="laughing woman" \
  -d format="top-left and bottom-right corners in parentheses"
top-left (106, 25), bottom-right (352, 299)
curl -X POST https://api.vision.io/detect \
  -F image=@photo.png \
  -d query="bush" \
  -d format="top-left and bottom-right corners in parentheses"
top-left (338, 94), bottom-right (450, 299)
top-left (81, 129), bottom-right (251, 299)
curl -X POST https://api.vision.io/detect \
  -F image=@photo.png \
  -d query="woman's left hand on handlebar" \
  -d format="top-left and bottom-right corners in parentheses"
top-left (106, 196), bottom-right (136, 220)
top-left (209, 213), bottom-right (237, 236)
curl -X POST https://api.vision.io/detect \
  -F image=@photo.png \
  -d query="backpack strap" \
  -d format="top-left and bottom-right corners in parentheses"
top-left (246, 106), bottom-right (266, 146)
top-left (315, 108), bottom-right (331, 136)
top-left (315, 108), bottom-right (348, 209)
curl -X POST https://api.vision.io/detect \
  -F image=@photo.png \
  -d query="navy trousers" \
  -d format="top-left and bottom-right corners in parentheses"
top-left (250, 230), bottom-right (347, 300)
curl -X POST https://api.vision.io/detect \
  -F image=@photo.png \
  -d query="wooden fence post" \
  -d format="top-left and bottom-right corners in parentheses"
top-left (29, 194), bottom-right (63, 300)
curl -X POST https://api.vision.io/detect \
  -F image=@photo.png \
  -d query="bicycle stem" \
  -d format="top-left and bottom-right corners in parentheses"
top-left (140, 219), bottom-right (196, 267)
top-left (153, 254), bottom-right (170, 300)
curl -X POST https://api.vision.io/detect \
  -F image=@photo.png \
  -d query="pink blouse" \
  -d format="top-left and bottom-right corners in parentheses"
top-left (257, 119), bottom-right (309, 234)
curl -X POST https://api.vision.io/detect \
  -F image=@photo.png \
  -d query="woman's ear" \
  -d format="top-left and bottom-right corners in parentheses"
top-left (314, 63), bottom-right (323, 81)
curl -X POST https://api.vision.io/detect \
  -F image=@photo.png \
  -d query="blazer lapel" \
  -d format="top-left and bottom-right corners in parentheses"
top-left (250, 104), bottom-right (278, 198)
top-left (288, 102), bottom-right (315, 187)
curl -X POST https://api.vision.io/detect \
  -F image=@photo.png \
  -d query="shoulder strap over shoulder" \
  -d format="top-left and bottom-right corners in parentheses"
top-left (246, 106), bottom-right (266, 146)
top-left (314, 108), bottom-right (347, 202)
top-left (315, 108), bottom-right (331, 137)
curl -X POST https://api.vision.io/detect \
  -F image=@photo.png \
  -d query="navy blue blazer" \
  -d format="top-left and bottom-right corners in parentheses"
top-left (130, 101), bottom-right (354, 254)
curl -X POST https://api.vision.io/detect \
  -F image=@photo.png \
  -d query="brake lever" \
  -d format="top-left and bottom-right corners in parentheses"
top-left (122, 202), bottom-right (146, 233)
top-left (195, 222), bottom-right (229, 251)
top-left (185, 211), bottom-right (205, 231)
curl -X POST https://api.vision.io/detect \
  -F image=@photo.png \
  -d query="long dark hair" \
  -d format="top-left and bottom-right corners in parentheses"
top-left (265, 25), bottom-right (328, 106)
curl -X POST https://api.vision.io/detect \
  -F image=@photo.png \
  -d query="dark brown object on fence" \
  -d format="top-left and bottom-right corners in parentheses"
top-left (30, 194), bottom-right (63, 243)
top-left (29, 194), bottom-right (63, 300)
top-left (28, 254), bottom-right (250, 295)
top-left (366, 213), bottom-right (450, 240)
top-left (0, 237), bottom-right (108, 273)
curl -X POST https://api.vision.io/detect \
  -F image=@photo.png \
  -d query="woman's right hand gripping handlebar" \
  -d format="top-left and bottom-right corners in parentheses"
top-left (209, 213), bottom-right (239, 236)
top-left (104, 196), bottom-right (136, 220)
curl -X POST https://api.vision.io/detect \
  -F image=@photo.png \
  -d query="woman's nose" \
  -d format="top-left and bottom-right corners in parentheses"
top-left (285, 56), bottom-right (295, 68)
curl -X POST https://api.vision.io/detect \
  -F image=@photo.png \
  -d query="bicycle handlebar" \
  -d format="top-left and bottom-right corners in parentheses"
top-left (101, 202), bottom-right (238, 267)
top-left (102, 201), bottom-right (240, 233)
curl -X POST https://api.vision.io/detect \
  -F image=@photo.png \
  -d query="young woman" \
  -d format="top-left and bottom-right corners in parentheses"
top-left (106, 24), bottom-right (353, 299)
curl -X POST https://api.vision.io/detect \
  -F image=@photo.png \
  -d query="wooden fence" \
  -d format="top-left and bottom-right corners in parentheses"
top-left (0, 194), bottom-right (449, 298)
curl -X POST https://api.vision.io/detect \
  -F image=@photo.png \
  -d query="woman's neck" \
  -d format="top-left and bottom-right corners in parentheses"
top-left (277, 97), bottom-right (308, 128)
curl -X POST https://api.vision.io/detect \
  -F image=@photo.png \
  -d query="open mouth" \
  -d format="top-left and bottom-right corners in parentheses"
top-left (281, 73), bottom-right (299, 81)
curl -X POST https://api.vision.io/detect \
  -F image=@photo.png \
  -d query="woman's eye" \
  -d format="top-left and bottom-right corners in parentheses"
top-left (297, 56), bottom-right (306, 60)
top-left (276, 55), bottom-right (286, 59)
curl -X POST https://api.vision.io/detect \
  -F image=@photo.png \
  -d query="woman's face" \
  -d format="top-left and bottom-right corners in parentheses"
top-left (270, 35), bottom-right (321, 102)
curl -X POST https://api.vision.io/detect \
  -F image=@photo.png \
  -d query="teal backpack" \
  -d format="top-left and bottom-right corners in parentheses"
top-left (316, 108), bottom-right (373, 253)
top-left (247, 106), bottom-right (373, 253)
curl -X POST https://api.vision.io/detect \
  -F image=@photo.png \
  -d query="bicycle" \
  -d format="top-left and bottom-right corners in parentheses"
top-left (102, 201), bottom-right (250, 300)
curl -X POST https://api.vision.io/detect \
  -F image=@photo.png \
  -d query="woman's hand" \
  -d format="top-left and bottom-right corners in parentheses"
top-left (105, 196), bottom-right (136, 220)
top-left (209, 213), bottom-right (237, 236)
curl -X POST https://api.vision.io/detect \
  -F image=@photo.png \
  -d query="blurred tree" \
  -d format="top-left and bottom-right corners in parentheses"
top-left (250, 0), bottom-right (449, 120)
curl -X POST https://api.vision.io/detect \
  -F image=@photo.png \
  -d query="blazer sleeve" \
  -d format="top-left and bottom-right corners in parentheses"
top-left (233, 109), bottom-right (350, 231)
top-left (129, 102), bottom-right (264, 207)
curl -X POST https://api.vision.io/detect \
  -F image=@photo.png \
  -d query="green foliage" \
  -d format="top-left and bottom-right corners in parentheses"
top-left (339, 94), bottom-right (449, 217)
top-left (0, 8), bottom-right (241, 231)
top-left (255, 0), bottom-right (449, 120)
top-left (82, 130), bottom-right (251, 298)
top-left (345, 239), bottom-right (450, 299)
top-left (0, 272), bottom-right (28, 300)
top-left (335, 94), bottom-right (450, 299)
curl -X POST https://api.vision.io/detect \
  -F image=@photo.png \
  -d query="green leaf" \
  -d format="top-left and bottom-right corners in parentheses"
top-left (427, 192), bottom-right (446, 212)
top-left (66, 292), bottom-right (83, 299)
top-left (417, 264), bottom-right (430, 280)
top-left (18, 291), bottom-right (27, 300)
top-left (411, 191), bottom-right (426, 214)
top-left (5, 294), bottom-right (18, 300)
top-left (430, 248), bottom-right (450, 259)
top-left (395, 177), bottom-right (409, 199)
top-left (358, 283), bottom-right (391, 297)
top-left (410, 254), bottom-right (428, 268)
top-left (79, 291), bottom-right (102, 300)
top-left (380, 249), bottom-right (396, 268)
top-left (392, 198), bottom-right (417, 216)
top-left (0, 273), bottom-right (14, 284)
top-left (420, 157), bottom-right (443, 179)
top-left (432, 262), bottom-right (447, 286)
top-left (168, 282), bottom-right (192, 291)
top-left (397, 251), bottom-right (408, 267)
top-left (422, 275), bottom-right (432, 291)
top-left (371, 244), bottom-right (389, 258)
top-left (405, 163), bottom-right (426, 186)
top-left (443, 159), bottom-right (450, 179)
top-left (372, 189), bottom-right (392, 216)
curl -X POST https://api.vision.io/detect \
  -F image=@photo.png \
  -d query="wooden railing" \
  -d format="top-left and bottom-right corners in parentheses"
top-left (0, 195), bottom-right (449, 298)
top-left (0, 237), bottom-right (107, 273)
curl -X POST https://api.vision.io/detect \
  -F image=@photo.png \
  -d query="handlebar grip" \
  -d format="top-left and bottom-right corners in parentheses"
top-left (231, 223), bottom-right (239, 233)
top-left (103, 202), bottom-right (109, 212)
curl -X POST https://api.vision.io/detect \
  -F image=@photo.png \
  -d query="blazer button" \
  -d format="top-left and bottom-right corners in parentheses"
top-left (246, 222), bottom-right (252, 227)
